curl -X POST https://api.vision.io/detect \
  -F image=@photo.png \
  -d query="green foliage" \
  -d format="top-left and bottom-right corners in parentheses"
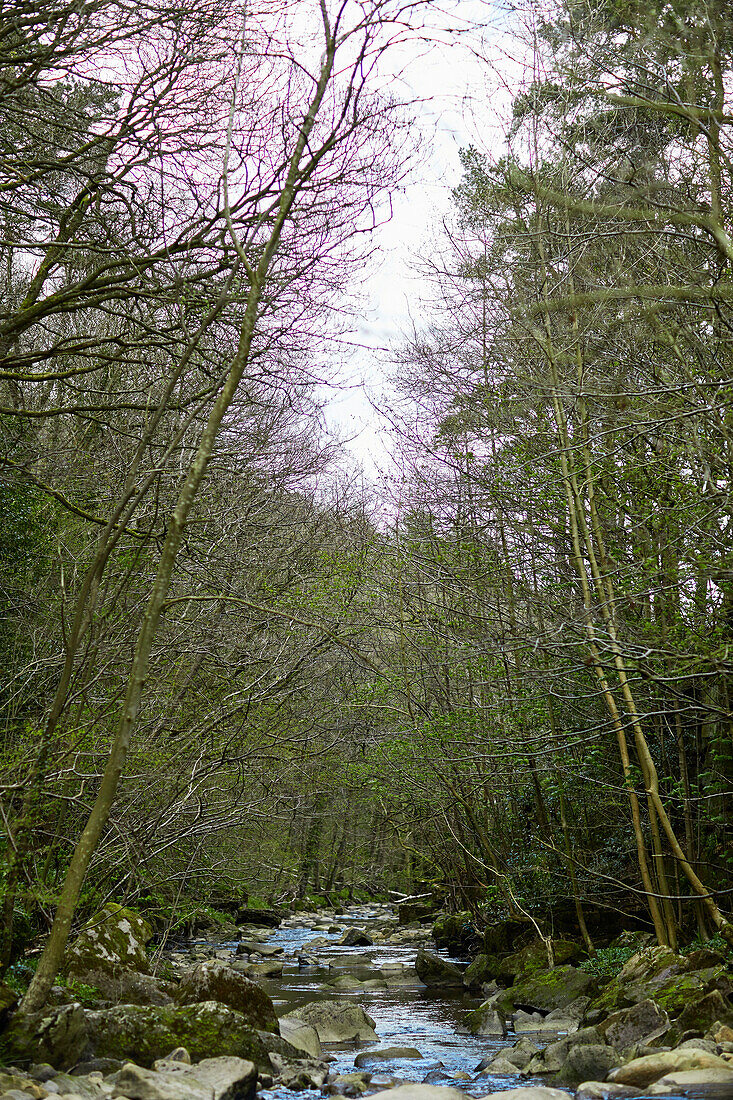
top-left (580, 945), bottom-right (637, 977)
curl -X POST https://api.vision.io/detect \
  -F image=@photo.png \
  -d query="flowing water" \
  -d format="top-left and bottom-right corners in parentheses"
top-left (187, 904), bottom-right (702, 1100)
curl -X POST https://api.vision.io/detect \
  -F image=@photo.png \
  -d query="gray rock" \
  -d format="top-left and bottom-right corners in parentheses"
top-left (555, 1043), bottom-right (619, 1086)
top-left (575, 1085), bottom-right (639, 1099)
top-left (329, 1071), bottom-right (372, 1096)
top-left (646, 1066), bottom-right (733, 1093)
top-left (269, 1054), bottom-right (329, 1090)
top-left (354, 1047), bottom-right (423, 1066)
top-left (599, 999), bottom-right (669, 1051)
top-left (339, 929), bottom-right (373, 947)
top-left (476, 1055), bottom-right (526, 1077)
top-left (504, 1038), bottom-right (541, 1070)
top-left (236, 941), bottom-right (282, 958)
top-left (281, 1000), bottom-right (379, 1043)
top-left (112, 1055), bottom-right (256, 1100)
top-left (526, 1026), bottom-right (602, 1074)
top-left (65, 904), bottom-right (153, 978)
top-left (479, 1088), bottom-right (570, 1100)
top-left (152, 1046), bottom-right (192, 1068)
top-left (83, 1001), bottom-right (270, 1069)
top-left (175, 961), bottom-right (278, 1031)
top-left (609, 1049), bottom-right (733, 1088)
top-left (414, 950), bottom-right (464, 988)
top-left (368, 1087), bottom-right (470, 1100)
top-left (278, 1017), bottom-right (322, 1058)
top-left (467, 1006), bottom-right (507, 1037)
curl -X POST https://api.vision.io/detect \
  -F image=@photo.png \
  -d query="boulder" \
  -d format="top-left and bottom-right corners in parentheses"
top-left (368, 1087), bottom-right (470, 1100)
top-left (479, 1088), bottom-right (571, 1100)
top-left (431, 912), bottom-right (480, 955)
top-left (598, 999), bottom-right (670, 1050)
top-left (83, 1001), bottom-right (271, 1069)
top-left (483, 919), bottom-right (529, 956)
top-left (575, 1085), bottom-right (639, 1099)
top-left (499, 964), bottom-right (596, 1013)
top-left (617, 947), bottom-right (685, 986)
top-left (398, 902), bottom-right (435, 925)
top-left (465, 1003), bottom-right (507, 1037)
top-left (415, 949), bottom-right (464, 988)
top-left (331, 1070), bottom-right (373, 1094)
top-left (236, 941), bottom-right (283, 958)
top-left (65, 903), bottom-right (153, 977)
top-left (110, 1056), bottom-right (257, 1100)
top-left (339, 929), bottom-right (373, 947)
top-left (69, 967), bottom-right (175, 1006)
top-left (236, 908), bottom-right (282, 927)
top-left (501, 1038), bottom-right (541, 1070)
top-left (498, 941), bottom-right (585, 982)
top-left (555, 1044), bottom-right (620, 1086)
top-left (476, 1055), bottom-right (525, 1076)
top-left (278, 1017), bottom-right (322, 1058)
top-left (667, 989), bottom-right (733, 1041)
top-left (526, 1027), bottom-right (602, 1074)
top-left (609, 1048), bottom-right (733, 1088)
top-left (235, 960), bottom-right (283, 979)
top-left (2, 1003), bottom-right (89, 1069)
top-left (269, 1053), bottom-right (329, 1090)
top-left (354, 1047), bottom-right (423, 1066)
top-left (646, 1066), bottom-right (733, 1093)
top-left (326, 975), bottom-right (388, 993)
top-left (463, 954), bottom-right (497, 989)
top-left (281, 1000), bottom-right (379, 1043)
top-left (175, 961), bottom-right (278, 1031)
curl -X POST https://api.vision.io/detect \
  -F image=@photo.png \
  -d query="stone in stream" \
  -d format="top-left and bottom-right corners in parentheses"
top-left (368, 1086), bottom-right (471, 1100)
top-left (608, 1048), bottom-right (733, 1088)
top-left (476, 1054), bottom-right (527, 1077)
top-left (525, 1026), bottom-right (603, 1074)
top-left (110, 1056), bottom-right (257, 1100)
top-left (236, 907), bottom-right (282, 927)
top-left (3, 1001), bottom-right (272, 1071)
top-left (175, 960), bottom-right (279, 1031)
top-left (597, 998), bottom-right (670, 1050)
top-left (325, 975), bottom-right (388, 993)
top-left (278, 1016), bottom-right (322, 1058)
top-left (554, 1043), bottom-right (620, 1086)
top-left (575, 1085), bottom-right (639, 1100)
top-left (414, 949), bottom-right (464, 988)
top-left (339, 928), bottom-right (374, 947)
top-left (646, 1067), bottom-right (733, 1092)
top-left (269, 1052), bottom-right (330, 1090)
top-left (280, 999), bottom-right (379, 1043)
top-left (480, 1088), bottom-right (573, 1100)
top-left (235, 940), bottom-right (283, 957)
top-left (354, 1047), bottom-right (423, 1066)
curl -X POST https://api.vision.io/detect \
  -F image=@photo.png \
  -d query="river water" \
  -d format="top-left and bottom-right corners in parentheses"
top-left (189, 903), bottom-right (699, 1100)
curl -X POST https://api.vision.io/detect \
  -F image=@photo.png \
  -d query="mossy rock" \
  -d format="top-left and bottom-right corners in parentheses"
top-left (176, 961), bottom-right (279, 1032)
top-left (483, 919), bottom-right (529, 956)
top-left (666, 990), bottom-right (733, 1044)
top-left (0, 1000), bottom-right (270, 1072)
top-left (501, 964), bottom-right (596, 1013)
top-left (65, 903), bottom-right (153, 978)
top-left (463, 953), bottom-right (499, 988)
top-left (497, 940), bottom-right (585, 981)
top-left (85, 1001), bottom-right (270, 1069)
top-left (431, 912), bottom-right (480, 955)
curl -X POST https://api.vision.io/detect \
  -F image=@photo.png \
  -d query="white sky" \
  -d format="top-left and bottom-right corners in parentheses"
top-left (325, 0), bottom-right (520, 478)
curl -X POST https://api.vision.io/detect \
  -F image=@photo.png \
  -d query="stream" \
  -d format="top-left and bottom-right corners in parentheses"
top-left (172, 903), bottom-right (703, 1100)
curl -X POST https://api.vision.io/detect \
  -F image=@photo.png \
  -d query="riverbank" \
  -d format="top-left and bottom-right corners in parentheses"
top-left (1, 903), bottom-right (732, 1100)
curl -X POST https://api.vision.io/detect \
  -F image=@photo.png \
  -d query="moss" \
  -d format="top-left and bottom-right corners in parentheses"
top-left (508, 964), bottom-right (596, 1011)
top-left (86, 1002), bottom-right (270, 1069)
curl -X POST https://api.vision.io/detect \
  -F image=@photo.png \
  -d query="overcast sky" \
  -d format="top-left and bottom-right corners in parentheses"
top-left (325, 0), bottom-right (519, 479)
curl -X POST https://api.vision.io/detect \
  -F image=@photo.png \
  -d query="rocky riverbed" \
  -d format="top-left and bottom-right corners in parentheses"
top-left (1, 902), bottom-right (733, 1100)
